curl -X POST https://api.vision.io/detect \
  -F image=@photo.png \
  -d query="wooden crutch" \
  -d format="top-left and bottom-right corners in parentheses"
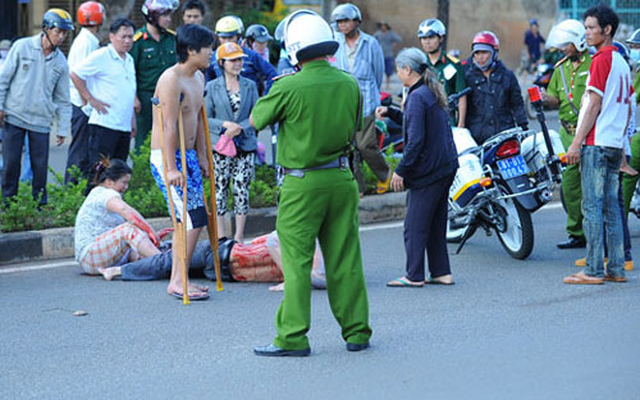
top-left (200, 104), bottom-right (223, 291)
top-left (152, 97), bottom-right (190, 305)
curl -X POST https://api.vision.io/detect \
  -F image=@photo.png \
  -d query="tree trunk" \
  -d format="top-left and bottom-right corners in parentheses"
top-left (437, 0), bottom-right (449, 51)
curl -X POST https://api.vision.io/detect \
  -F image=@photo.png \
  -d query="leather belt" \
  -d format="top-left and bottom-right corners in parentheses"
top-left (284, 156), bottom-right (349, 178)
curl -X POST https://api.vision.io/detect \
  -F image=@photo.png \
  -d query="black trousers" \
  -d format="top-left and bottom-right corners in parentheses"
top-left (1, 122), bottom-right (49, 205)
top-left (88, 124), bottom-right (131, 168)
top-left (404, 175), bottom-right (455, 282)
top-left (64, 105), bottom-right (90, 184)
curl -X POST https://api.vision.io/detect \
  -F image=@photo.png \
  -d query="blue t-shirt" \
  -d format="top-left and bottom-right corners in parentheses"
top-left (524, 30), bottom-right (545, 62)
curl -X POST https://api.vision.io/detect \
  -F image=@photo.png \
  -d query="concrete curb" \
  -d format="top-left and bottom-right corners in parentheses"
top-left (0, 192), bottom-right (407, 266)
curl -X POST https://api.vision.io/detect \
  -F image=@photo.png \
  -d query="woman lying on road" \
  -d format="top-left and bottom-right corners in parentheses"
top-left (97, 231), bottom-right (326, 292)
top-left (73, 158), bottom-right (207, 293)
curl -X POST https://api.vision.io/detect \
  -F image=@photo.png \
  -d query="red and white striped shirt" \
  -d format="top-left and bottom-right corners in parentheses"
top-left (581, 45), bottom-right (632, 149)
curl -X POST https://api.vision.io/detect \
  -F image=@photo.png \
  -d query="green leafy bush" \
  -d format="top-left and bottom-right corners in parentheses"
top-left (0, 167), bottom-right (86, 232)
top-left (0, 140), bottom-right (401, 232)
top-left (362, 147), bottom-right (402, 194)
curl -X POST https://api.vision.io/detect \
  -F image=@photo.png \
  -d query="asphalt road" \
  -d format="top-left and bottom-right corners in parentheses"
top-left (1, 204), bottom-right (639, 399)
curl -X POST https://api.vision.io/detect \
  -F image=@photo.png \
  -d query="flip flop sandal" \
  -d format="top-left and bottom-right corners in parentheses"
top-left (386, 277), bottom-right (424, 288)
top-left (425, 277), bottom-right (455, 285)
top-left (170, 291), bottom-right (211, 301)
top-left (563, 273), bottom-right (604, 285)
top-left (604, 275), bottom-right (627, 283)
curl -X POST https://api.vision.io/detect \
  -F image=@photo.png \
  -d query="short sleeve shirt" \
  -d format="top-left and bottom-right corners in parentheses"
top-left (251, 60), bottom-right (361, 169)
top-left (74, 186), bottom-right (124, 261)
top-left (427, 53), bottom-right (466, 97)
top-left (67, 27), bottom-right (100, 113)
top-left (129, 26), bottom-right (176, 92)
top-left (580, 46), bottom-right (633, 148)
top-left (546, 53), bottom-right (591, 125)
top-left (73, 45), bottom-right (136, 131)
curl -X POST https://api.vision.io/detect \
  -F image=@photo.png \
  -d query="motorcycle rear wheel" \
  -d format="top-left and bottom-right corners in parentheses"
top-left (495, 190), bottom-right (534, 259)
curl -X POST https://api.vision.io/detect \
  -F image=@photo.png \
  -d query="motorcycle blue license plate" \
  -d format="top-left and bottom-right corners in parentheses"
top-left (497, 155), bottom-right (530, 179)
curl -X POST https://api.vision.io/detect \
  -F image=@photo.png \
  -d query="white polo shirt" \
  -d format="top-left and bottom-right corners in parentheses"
top-left (73, 44), bottom-right (136, 132)
top-left (581, 45), bottom-right (632, 149)
top-left (68, 27), bottom-right (100, 115)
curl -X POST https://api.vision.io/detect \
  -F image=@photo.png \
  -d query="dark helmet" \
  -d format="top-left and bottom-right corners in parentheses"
top-left (246, 24), bottom-right (273, 43)
top-left (142, 0), bottom-right (178, 26)
top-left (43, 8), bottom-right (74, 31)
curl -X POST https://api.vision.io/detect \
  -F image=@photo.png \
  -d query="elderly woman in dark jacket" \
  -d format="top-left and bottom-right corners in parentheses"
top-left (205, 43), bottom-right (259, 243)
top-left (377, 47), bottom-right (458, 287)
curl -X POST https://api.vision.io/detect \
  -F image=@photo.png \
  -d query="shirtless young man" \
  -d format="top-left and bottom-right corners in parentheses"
top-left (150, 23), bottom-right (215, 300)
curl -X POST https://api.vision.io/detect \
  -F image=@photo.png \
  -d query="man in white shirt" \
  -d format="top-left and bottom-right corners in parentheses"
top-left (64, 1), bottom-right (103, 184)
top-left (71, 18), bottom-right (137, 168)
top-left (564, 5), bottom-right (632, 285)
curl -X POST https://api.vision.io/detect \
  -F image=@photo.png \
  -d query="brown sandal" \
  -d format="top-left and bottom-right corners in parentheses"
top-left (563, 272), bottom-right (604, 285)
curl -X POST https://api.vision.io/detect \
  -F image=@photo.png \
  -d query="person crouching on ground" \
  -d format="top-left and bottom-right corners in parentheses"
top-left (204, 42), bottom-right (258, 244)
top-left (74, 158), bottom-right (169, 276)
top-left (378, 48), bottom-right (458, 287)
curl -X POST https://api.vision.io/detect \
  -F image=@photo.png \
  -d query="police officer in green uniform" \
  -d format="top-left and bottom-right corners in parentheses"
top-left (251, 10), bottom-right (372, 357)
top-left (418, 18), bottom-right (467, 127)
top-left (129, 0), bottom-right (177, 150)
top-left (543, 19), bottom-right (591, 249)
top-left (622, 28), bottom-right (640, 215)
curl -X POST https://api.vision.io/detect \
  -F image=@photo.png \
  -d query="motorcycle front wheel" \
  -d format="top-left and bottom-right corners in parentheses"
top-left (495, 189), bottom-right (534, 259)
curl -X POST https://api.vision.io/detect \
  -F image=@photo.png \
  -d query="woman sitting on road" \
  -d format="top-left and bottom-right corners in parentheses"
top-left (74, 158), bottom-right (175, 280)
top-left (204, 42), bottom-right (259, 244)
top-left (377, 48), bottom-right (459, 287)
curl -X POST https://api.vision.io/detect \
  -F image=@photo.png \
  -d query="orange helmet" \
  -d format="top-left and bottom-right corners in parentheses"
top-left (216, 42), bottom-right (247, 61)
top-left (77, 1), bottom-right (105, 27)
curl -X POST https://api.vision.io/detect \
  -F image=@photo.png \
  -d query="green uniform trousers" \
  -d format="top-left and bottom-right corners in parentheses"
top-left (560, 126), bottom-right (584, 239)
top-left (622, 134), bottom-right (640, 214)
top-left (273, 168), bottom-right (372, 350)
top-left (135, 90), bottom-right (154, 151)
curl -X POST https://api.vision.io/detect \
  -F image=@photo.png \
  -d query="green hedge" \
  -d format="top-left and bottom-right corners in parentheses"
top-left (0, 142), bottom-right (399, 233)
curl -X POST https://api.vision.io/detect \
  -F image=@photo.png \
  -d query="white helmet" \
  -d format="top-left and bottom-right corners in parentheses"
top-left (417, 18), bottom-right (446, 38)
top-left (284, 10), bottom-right (339, 65)
top-left (331, 3), bottom-right (362, 23)
top-left (546, 19), bottom-right (587, 52)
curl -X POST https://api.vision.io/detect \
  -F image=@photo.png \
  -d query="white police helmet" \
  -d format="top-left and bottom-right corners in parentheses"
top-left (284, 10), bottom-right (339, 66)
top-left (546, 19), bottom-right (587, 52)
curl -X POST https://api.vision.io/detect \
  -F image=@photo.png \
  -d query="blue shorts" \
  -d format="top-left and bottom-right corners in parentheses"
top-left (384, 56), bottom-right (395, 78)
top-left (150, 149), bottom-right (207, 230)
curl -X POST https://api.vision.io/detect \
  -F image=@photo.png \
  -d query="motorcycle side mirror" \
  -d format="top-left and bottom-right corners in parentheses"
top-left (528, 86), bottom-right (542, 104)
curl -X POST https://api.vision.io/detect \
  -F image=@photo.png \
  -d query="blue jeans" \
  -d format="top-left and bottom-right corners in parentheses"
top-left (580, 146), bottom-right (625, 278)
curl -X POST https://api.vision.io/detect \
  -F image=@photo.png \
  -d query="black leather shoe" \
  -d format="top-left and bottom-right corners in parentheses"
top-left (346, 342), bottom-right (370, 352)
top-left (557, 236), bottom-right (586, 249)
top-left (254, 344), bottom-right (311, 357)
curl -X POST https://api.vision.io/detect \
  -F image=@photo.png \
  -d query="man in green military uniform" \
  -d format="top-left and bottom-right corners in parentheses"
top-left (250, 11), bottom-right (372, 357)
top-left (622, 28), bottom-right (640, 215)
top-left (543, 19), bottom-right (591, 249)
top-left (418, 18), bottom-right (467, 127)
top-left (130, 0), bottom-right (177, 150)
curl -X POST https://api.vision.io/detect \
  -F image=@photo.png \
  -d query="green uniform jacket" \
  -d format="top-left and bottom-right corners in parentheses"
top-left (547, 52), bottom-right (592, 125)
top-left (129, 25), bottom-right (177, 93)
top-left (426, 52), bottom-right (466, 97)
top-left (251, 60), bottom-right (362, 169)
